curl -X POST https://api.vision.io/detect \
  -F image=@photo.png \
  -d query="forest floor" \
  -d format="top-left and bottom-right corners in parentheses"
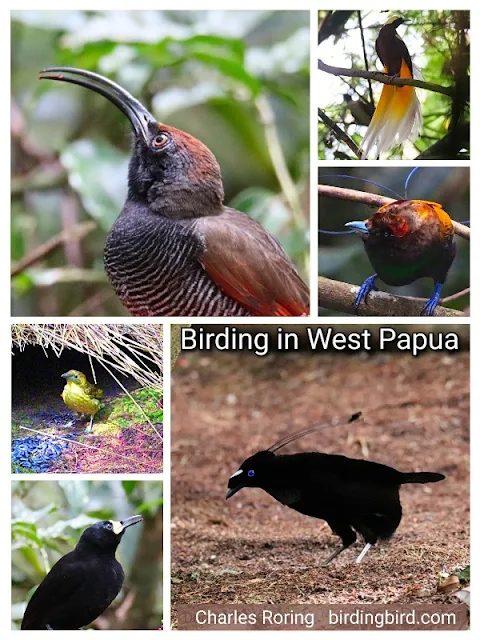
top-left (12, 378), bottom-right (163, 473)
top-left (171, 349), bottom-right (469, 626)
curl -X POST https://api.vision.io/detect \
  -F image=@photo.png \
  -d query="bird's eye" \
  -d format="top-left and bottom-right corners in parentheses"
top-left (152, 133), bottom-right (169, 149)
top-left (382, 229), bottom-right (393, 238)
top-left (105, 523), bottom-right (113, 530)
top-left (247, 470), bottom-right (255, 478)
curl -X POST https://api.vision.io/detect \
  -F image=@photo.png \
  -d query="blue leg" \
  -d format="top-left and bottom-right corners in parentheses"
top-left (353, 274), bottom-right (378, 310)
top-left (421, 282), bottom-right (443, 316)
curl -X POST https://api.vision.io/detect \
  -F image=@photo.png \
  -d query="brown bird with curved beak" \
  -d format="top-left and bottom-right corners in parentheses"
top-left (38, 67), bottom-right (309, 317)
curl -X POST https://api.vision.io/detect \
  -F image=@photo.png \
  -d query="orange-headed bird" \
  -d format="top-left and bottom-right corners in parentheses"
top-left (360, 16), bottom-right (422, 159)
top-left (346, 200), bottom-right (456, 316)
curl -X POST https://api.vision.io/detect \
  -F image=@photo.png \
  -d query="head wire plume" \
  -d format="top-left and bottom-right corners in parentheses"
top-left (267, 412), bottom-right (362, 453)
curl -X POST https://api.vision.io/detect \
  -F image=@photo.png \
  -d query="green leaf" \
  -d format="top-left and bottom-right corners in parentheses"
top-left (122, 481), bottom-right (137, 496)
top-left (11, 273), bottom-right (34, 295)
top-left (181, 35), bottom-right (245, 61)
top-left (136, 498), bottom-right (163, 514)
top-left (57, 41), bottom-right (118, 70)
top-left (61, 140), bottom-right (129, 231)
top-left (455, 566), bottom-right (470, 582)
top-left (191, 53), bottom-right (261, 96)
top-left (18, 546), bottom-right (45, 575)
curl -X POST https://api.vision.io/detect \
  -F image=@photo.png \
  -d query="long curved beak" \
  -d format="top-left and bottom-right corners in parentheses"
top-left (38, 67), bottom-right (156, 142)
top-left (345, 221), bottom-right (369, 234)
top-left (120, 514), bottom-right (143, 530)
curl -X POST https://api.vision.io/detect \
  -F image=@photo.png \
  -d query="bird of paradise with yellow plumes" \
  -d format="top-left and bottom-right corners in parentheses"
top-left (61, 370), bottom-right (103, 433)
top-left (360, 15), bottom-right (422, 159)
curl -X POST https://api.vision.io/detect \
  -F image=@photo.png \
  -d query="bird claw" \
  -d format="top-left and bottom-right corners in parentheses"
top-left (353, 274), bottom-right (378, 310)
top-left (385, 72), bottom-right (400, 82)
top-left (421, 283), bottom-right (442, 317)
top-left (64, 420), bottom-right (75, 429)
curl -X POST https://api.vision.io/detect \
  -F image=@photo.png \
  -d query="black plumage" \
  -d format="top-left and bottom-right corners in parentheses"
top-left (226, 414), bottom-right (444, 565)
top-left (375, 16), bottom-right (413, 76)
top-left (21, 515), bottom-right (142, 630)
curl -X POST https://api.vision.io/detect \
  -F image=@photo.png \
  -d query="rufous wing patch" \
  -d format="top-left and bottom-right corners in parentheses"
top-left (194, 209), bottom-right (309, 317)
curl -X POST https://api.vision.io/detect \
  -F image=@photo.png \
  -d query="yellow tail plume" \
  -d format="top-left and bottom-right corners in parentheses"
top-left (360, 20), bottom-right (422, 159)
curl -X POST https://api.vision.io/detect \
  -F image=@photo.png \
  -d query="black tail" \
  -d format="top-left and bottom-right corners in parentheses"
top-left (401, 472), bottom-right (445, 484)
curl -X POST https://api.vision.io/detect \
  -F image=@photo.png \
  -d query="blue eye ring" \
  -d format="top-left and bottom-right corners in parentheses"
top-left (247, 470), bottom-right (255, 478)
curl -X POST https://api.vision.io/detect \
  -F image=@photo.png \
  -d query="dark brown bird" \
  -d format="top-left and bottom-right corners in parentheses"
top-left (38, 67), bottom-right (309, 317)
top-left (346, 199), bottom-right (456, 315)
top-left (360, 16), bottom-right (422, 159)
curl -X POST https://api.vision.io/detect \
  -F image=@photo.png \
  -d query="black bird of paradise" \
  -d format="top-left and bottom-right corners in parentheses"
top-left (227, 413), bottom-right (445, 565)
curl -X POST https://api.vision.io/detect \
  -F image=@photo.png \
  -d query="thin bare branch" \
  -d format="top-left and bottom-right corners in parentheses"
top-left (11, 222), bottom-right (96, 277)
top-left (318, 108), bottom-right (361, 158)
top-left (318, 184), bottom-right (471, 239)
top-left (256, 94), bottom-right (304, 229)
top-left (318, 58), bottom-right (456, 98)
top-left (440, 287), bottom-right (470, 304)
top-left (357, 11), bottom-right (374, 107)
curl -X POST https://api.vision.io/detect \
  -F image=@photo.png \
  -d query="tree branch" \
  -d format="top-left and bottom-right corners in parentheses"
top-left (318, 108), bottom-right (361, 158)
top-left (318, 184), bottom-right (470, 240)
top-left (415, 122), bottom-right (470, 160)
top-left (256, 94), bottom-right (304, 229)
top-left (441, 287), bottom-right (470, 304)
top-left (357, 11), bottom-right (374, 108)
top-left (318, 276), bottom-right (465, 317)
top-left (318, 58), bottom-right (456, 98)
top-left (11, 164), bottom-right (67, 195)
top-left (11, 221), bottom-right (97, 277)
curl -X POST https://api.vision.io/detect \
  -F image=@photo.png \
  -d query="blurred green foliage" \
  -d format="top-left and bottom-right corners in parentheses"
top-left (12, 479), bottom-right (163, 629)
top-left (318, 10), bottom-right (470, 160)
top-left (318, 167), bottom-right (470, 315)
top-left (11, 10), bottom-right (310, 316)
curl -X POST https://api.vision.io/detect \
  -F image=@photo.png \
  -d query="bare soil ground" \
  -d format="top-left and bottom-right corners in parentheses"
top-left (171, 350), bottom-right (469, 619)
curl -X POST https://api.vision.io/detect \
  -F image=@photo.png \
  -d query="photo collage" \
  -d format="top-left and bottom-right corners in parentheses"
top-left (10, 6), bottom-right (470, 634)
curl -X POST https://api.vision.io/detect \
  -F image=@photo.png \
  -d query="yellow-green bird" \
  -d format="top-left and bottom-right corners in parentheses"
top-left (61, 370), bottom-right (103, 433)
